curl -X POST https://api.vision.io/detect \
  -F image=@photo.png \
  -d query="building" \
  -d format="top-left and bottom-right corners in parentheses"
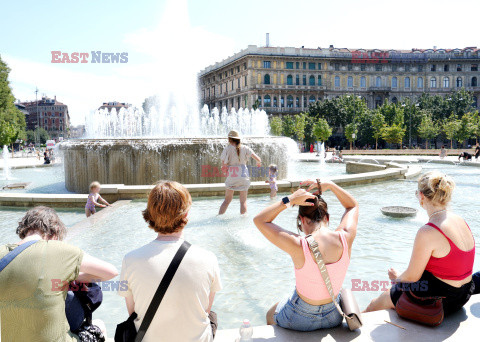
top-left (20, 96), bottom-right (70, 139)
top-left (199, 45), bottom-right (480, 114)
top-left (70, 125), bottom-right (86, 138)
top-left (98, 101), bottom-right (131, 111)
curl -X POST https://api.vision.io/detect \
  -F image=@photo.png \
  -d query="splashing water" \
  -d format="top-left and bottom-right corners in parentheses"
top-left (85, 105), bottom-right (270, 138)
top-left (2, 145), bottom-right (12, 180)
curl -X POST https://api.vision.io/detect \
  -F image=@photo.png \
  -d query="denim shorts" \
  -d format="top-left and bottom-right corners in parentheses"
top-left (274, 290), bottom-right (343, 331)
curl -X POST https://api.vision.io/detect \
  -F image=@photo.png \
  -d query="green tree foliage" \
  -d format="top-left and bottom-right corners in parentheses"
top-left (381, 124), bottom-right (406, 147)
top-left (282, 116), bottom-right (295, 138)
top-left (417, 113), bottom-right (438, 149)
top-left (471, 111), bottom-right (480, 143)
top-left (455, 112), bottom-right (476, 146)
top-left (312, 118), bottom-right (332, 142)
top-left (0, 55), bottom-right (26, 146)
top-left (371, 112), bottom-right (386, 150)
top-left (442, 115), bottom-right (460, 149)
top-left (344, 122), bottom-right (358, 149)
top-left (294, 113), bottom-right (307, 141)
top-left (25, 127), bottom-right (50, 144)
top-left (269, 117), bottom-right (283, 136)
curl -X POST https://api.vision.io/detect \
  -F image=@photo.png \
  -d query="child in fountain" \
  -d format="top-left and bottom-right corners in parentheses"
top-left (265, 164), bottom-right (278, 198)
top-left (85, 181), bottom-right (111, 217)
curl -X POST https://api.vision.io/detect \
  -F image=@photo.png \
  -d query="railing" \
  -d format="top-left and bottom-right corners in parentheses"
top-left (368, 86), bottom-right (392, 91)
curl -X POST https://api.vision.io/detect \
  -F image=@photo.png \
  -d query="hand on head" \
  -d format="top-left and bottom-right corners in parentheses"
top-left (289, 189), bottom-right (316, 206)
top-left (300, 179), bottom-right (333, 195)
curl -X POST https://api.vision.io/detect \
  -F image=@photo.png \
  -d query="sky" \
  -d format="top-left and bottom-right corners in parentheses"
top-left (1, 0), bottom-right (479, 125)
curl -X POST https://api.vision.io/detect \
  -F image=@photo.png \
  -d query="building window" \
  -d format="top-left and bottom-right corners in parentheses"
top-left (404, 77), bottom-right (410, 88)
top-left (474, 96), bottom-right (478, 108)
top-left (286, 62), bottom-right (294, 69)
top-left (303, 97), bottom-right (307, 108)
top-left (417, 77), bottom-right (423, 88)
top-left (245, 76), bottom-right (247, 86)
top-left (296, 75), bottom-right (300, 85)
top-left (296, 62), bottom-right (300, 69)
top-left (360, 64), bottom-right (366, 71)
top-left (457, 64), bottom-right (462, 72)
top-left (456, 77), bottom-right (463, 87)
top-left (472, 76), bottom-right (477, 87)
top-left (296, 97), bottom-right (300, 107)
top-left (309, 75), bottom-right (315, 86)
top-left (231, 80), bottom-right (234, 90)
top-left (405, 65), bottom-right (410, 72)
top-left (431, 64), bottom-right (436, 72)
top-left (347, 76), bottom-right (353, 87)
top-left (391, 97), bottom-right (398, 104)
top-left (471, 64), bottom-right (478, 72)
top-left (418, 65), bottom-right (423, 72)
top-left (444, 64), bottom-right (449, 72)
top-left (318, 75), bottom-right (322, 86)
top-left (360, 76), bottom-right (366, 88)
top-left (264, 74), bottom-right (271, 84)
top-left (287, 95), bottom-right (294, 107)
top-left (303, 62), bottom-right (307, 70)
top-left (287, 75), bottom-right (293, 85)
top-left (375, 65), bottom-right (382, 71)
top-left (376, 76), bottom-right (382, 87)
top-left (392, 65), bottom-right (397, 72)
top-left (348, 64), bottom-right (353, 71)
top-left (443, 77), bottom-right (450, 88)
top-left (430, 77), bottom-right (437, 88)
top-left (273, 96), bottom-right (278, 107)
top-left (334, 63), bottom-right (340, 71)
top-left (263, 61), bottom-right (271, 69)
top-left (302, 75), bottom-right (307, 85)
top-left (257, 96), bottom-right (262, 107)
top-left (309, 96), bottom-right (316, 104)
top-left (238, 78), bottom-right (240, 88)
top-left (334, 76), bottom-right (340, 87)
top-left (281, 96), bottom-right (285, 107)
top-left (264, 95), bottom-right (271, 107)
top-left (308, 62), bottom-right (316, 70)
top-left (392, 77), bottom-right (398, 88)
top-left (318, 63), bottom-right (322, 70)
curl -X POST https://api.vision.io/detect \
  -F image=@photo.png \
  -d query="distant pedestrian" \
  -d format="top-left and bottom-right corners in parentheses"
top-left (475, 144), bottom-right (480, 161)
top-left (439, 145), bottom-right (447, 159)
top-left (458, 152), bottom-right (472, 162)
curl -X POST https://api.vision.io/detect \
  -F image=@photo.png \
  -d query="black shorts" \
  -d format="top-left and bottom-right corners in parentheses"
top-left (390, 271), bottom-right (474, 315)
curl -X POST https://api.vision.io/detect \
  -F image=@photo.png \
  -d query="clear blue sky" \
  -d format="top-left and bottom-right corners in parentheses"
top-left (1, 0), bottom-right (478, 124)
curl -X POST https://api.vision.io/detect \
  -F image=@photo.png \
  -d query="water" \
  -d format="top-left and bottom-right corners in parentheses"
top-left (84, 105), bottom-right (270, 138)
top-left (319, 142), bottom-right (326, 166)
top-left (1, 145), bottom-right (11, 181)
top-left (0, 164), bottom-right (69, 194)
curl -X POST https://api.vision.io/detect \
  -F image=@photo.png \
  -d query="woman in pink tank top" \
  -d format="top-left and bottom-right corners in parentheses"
top-left (366, 171), bottom-right (475, 315)
top-left (253, 179), bottom-right (359, 332)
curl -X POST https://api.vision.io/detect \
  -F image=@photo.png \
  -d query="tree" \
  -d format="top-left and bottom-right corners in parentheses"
top-left (417, 114), bottom-right (438, 149)
top-left (269, 117), bottom-right (283, 136)
top-left (282, 116), bottom-right (295, 138)
top-left (371, 112), bottom-right (386, 150)
top-left (455, 112), bottom-right (475, 146)
top-left (381, 124), bottom-right (406, 148)
top-left (471, 111), bottom-right (480, 144)
top-left (294, 113), bottom-right (307, 141)
top-left (0, 55), bottom-right (26, 147)
top-left (442, 115), bottom-right (460, 149)
top-left (312, 118), bottom-right (332, 142)
top-left (345, 122), bottom-right (358, 150)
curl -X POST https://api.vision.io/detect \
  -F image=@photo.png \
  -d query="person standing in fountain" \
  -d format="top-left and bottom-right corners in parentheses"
top-left (218, 130), bottom-right (262, 215)
top-left (365, 171), bottom-right (475, 315)
top-left (85, 181), bottom-right (111, 217)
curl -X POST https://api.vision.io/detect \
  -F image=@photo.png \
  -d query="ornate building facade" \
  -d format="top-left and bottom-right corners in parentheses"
top-left (199, 45), bottom-right (480, 114)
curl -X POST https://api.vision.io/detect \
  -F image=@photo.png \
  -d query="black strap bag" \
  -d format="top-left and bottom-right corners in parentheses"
top-left (115, 241), bottom-right (191, 342)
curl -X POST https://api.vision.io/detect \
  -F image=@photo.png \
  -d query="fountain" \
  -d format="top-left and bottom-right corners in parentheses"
top-left (318, 142), bottom-right (325, 166)
top-left (60, 0), bottom-right (296, 193)
top-left (2, 145), bottom-right (12, 181)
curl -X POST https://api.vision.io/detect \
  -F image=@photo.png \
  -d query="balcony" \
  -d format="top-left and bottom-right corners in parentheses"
top-left (369, 86), bottom-right (391, 92)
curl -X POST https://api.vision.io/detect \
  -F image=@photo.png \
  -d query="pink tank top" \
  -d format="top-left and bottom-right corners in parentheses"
top-left (295, 231), bottom-right (350, 301)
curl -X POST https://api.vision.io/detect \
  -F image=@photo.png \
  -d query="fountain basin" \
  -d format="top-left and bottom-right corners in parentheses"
top-left (60, 137), bottom-right (294, 193)
top-left (381, 206), bottom-right (418, 218)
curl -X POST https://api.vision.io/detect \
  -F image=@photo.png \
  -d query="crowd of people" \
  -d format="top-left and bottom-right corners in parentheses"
top-left (0, 130), bottom-right (478, 342)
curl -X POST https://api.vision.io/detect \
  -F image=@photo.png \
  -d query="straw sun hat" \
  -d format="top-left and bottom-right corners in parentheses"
top-left (227, 130), bottom-right (241, 140)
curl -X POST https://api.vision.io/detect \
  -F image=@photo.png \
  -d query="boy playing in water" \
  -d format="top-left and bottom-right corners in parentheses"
top-left (85, 181), bottom-right (111, 217)
top-left (265, 164), bottom-right (278, 198)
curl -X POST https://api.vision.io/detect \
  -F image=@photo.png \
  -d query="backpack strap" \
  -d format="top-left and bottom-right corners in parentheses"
top-left (0, 240), bottom-right (39, 273)
top-left (135, 241), bottom-right (191, 342)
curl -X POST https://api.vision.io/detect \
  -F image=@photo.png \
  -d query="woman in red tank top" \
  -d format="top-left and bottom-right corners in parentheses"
top-left (366, 171), bottom-right (475, 315)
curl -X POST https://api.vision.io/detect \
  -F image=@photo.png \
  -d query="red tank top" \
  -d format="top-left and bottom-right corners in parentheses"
top-left (425, 222), bottom-right (475, 280)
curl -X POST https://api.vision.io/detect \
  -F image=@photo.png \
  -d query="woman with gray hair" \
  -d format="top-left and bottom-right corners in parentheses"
top-left (0, 206), bottom-right (118, 342)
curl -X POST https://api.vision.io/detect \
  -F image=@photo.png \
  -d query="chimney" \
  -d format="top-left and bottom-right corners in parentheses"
top-left (329, 44), bottom-right (334, 49)
top-left (266, 33), bottom-right (270, 47)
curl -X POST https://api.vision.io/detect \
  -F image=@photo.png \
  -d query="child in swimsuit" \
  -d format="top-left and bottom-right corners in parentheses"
top-left (266, 164), bottom-right (278, 198)
top-left (85, 181), bottom-right (110, 217)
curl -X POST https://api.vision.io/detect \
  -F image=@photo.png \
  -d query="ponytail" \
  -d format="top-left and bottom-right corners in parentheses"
top-left (229, 138), bottom-right (241, 157)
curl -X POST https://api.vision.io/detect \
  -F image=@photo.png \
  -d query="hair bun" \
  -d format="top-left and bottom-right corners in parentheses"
top-left (419, 171), bottom-right (455, 205)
